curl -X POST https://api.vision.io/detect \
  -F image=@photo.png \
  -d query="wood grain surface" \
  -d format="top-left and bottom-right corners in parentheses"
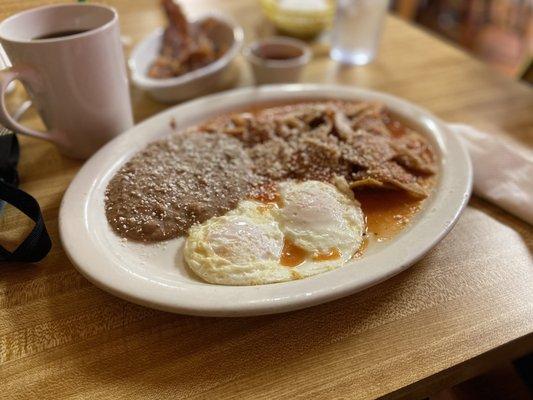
top-left (1, 1), bottom-right (532, 399)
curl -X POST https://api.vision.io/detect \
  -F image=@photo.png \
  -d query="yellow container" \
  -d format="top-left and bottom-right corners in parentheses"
top-left (260, 0), bottom-right (336, 38)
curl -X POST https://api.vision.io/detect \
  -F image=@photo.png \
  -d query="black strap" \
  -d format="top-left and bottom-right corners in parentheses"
top-left (0, 130), bottom-right (19, 187)
top-left (0, 134), bottom-right (51, 262)
top-left (0, 180), bottom-right (52, 262)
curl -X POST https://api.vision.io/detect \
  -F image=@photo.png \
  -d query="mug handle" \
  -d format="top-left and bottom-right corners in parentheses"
top-left (0, 66), bottom-right (52, 141)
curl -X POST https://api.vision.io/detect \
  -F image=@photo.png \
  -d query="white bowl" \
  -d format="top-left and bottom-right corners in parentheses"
top-left (129, 13), bottom-right (243, 103)
top-left (244, 36), bottom-right (311, 84)
top-left (60, 84), bottom-right (472, 317)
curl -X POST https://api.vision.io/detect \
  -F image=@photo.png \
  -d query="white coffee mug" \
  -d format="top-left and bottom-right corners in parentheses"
top-left (0, 4), bottom-right (133, 159)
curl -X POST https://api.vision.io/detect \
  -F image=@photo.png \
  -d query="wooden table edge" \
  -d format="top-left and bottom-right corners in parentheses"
top-left (381, 332), bottom-right (533, 399)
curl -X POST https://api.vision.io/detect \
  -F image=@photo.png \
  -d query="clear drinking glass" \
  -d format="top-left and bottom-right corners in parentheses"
top-left (330, 0), bottom-right (390, 65)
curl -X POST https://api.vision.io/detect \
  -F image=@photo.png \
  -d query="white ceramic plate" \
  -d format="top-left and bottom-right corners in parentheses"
top-left (60, 84), bottom-right (472, 317)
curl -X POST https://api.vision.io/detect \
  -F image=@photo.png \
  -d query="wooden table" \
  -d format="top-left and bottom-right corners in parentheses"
top-left (1, 1), bottom-right (532, 399)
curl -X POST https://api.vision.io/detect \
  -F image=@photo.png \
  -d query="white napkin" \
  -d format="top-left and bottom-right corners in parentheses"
top-left (449, 124), bottom-right (533, 225)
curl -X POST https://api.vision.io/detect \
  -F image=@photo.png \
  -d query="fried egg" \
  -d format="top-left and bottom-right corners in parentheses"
top-left (185, 201), bottom-right (291, 285)
top-left (274, 180), bottom-right (365, 261)
top-left (184, 180), bottom-right (365, 285)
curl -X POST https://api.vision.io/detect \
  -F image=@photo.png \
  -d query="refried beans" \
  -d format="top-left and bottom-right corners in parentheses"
top-left (105, 132), bottom-right (259, 241)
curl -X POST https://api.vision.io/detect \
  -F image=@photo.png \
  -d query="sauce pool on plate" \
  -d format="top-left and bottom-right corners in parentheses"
top-left (280, 238), bottom-right (307, 267)
top-left (354, 188), bottom-right (422, 241)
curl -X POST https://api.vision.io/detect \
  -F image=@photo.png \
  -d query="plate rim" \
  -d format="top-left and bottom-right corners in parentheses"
top-left (59, 84), bottom-right (473, 317)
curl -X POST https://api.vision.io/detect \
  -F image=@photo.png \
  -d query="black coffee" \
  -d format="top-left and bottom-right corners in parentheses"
top-left (33, 29), bottom-right (89, 40)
